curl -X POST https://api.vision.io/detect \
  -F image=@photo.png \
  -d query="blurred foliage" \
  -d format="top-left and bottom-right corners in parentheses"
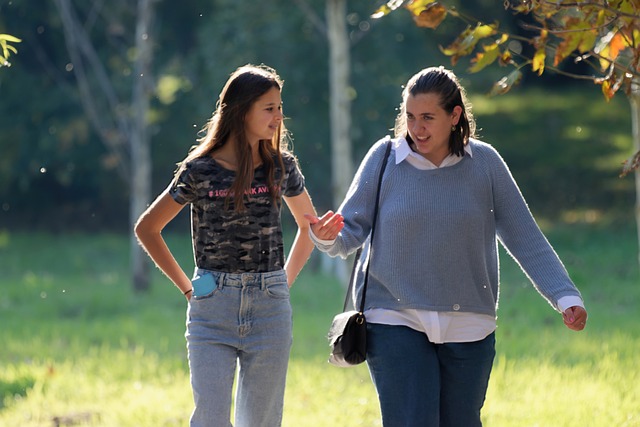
top-left (375, 0), bottom-right (640, 172)
top-left (0, 0), bottom-right (634, 232)
top-left (0, 32), bottom-right (20, 67)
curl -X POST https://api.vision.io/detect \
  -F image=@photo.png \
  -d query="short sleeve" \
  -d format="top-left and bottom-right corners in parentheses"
top-left (169, 163), bottom-right (197, 205)
top-left (282, 153), bottom-right (305, 197)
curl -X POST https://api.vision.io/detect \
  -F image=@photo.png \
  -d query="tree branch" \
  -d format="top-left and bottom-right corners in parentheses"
top-left (536, 1), bottom-right (640, 20)
top-left (53, 0), bottom-right (130, 180)
top-left (518, 16), bottom-right (619, 35)
top-left (292, 0), bottom-right (327, 37)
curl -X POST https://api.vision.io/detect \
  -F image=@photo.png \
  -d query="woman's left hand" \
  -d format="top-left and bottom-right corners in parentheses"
top-left (562, 306), bottom-right (588, 331)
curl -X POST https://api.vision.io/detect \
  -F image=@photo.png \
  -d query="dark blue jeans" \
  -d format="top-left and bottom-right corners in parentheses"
top-left (366, 323), bottom-right (496, 427)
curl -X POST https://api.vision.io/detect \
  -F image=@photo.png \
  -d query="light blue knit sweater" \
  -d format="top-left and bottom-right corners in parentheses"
top-left (315, 137), bottom-right (582, 317)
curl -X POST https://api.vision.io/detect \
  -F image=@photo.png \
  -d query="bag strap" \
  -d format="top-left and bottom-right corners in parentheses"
top-left (342, 139), bottom-right (392, 312)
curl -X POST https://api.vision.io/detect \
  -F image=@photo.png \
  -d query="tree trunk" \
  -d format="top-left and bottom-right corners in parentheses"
top-left (629, 78), bottom-right (640, 272)
top-left (130, 0), bottom-right (155, 292)
top-left (325, 0), bottom-right (352, 281)
top-left (54, 0), bottom-right (156, 291)
top-left (326, 0), bottom-right (352, 207)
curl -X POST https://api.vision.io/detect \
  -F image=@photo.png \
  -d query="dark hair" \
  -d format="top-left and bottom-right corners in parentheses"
top-left (177, 64), bottom-right (289, 212)
top-left (394, 66), bottom-right (476, 157)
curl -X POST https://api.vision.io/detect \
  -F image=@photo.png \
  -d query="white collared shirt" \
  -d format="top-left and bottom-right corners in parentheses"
top-left (312, 137), bottom-right (584, 343)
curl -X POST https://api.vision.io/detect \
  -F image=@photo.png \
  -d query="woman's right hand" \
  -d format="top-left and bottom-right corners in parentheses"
top-left (304, 211), bottom-right (344, 241)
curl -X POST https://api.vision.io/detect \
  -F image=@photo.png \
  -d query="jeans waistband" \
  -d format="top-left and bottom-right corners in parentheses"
top-left (194, 267), bottom-right (286, 290)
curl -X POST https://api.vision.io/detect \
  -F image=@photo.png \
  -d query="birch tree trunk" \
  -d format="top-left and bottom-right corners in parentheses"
top-left (325, 0), bottom-right (352, 281)
top-left (326, 0), bottom-right (352, 207)
top-left (629, 78), bottom-right (640, 272)
top-left (54, 0), bottom-right (155, 291)
top-left (130, 0), bottom-right (155, 291)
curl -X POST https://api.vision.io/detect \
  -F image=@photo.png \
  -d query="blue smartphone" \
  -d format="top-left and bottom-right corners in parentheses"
top-left (192, 273), bottom-right (216, 297)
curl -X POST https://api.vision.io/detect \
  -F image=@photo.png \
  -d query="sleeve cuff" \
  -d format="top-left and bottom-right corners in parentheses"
top-left (308, 227), bottom-right (336, 247)
top-left (557, 295), bottom-right (585, 312)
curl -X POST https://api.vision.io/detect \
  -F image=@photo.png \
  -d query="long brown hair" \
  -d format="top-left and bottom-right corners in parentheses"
top-left (394, 66), bottom-right (476, 157)
top-left (176, 64), bottom-right (289, 212)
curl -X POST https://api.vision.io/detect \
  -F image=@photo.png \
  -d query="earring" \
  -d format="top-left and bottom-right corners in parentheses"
top-left (451, 124), bottom-right (456, 132)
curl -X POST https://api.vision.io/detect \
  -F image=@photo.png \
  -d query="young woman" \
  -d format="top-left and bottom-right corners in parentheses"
top-left (306, 66), bottom-right (587, 426)
top-left (135, 64), bottom-right (316, 427)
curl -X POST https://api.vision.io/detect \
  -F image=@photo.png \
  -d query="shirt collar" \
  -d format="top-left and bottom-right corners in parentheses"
top-left (393, 136), bottom-right (473, 166)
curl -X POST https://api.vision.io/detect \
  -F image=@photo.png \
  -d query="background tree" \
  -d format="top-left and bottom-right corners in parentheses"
top-left (293, 0), bottom-right (353, 279)
top-left (53, 0), bottom-right (156, 291)
top-left (374, 0), bottom-right (640, 268)
top-left (0, 1), bottom-right (633, 279)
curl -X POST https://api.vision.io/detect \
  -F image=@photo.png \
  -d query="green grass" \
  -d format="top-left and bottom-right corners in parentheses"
top-left (0, 223), bottom-right (639, 426)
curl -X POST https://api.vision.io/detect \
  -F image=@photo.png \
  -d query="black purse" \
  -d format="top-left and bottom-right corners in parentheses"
top-left (327, 140), bottom-right (391, 367)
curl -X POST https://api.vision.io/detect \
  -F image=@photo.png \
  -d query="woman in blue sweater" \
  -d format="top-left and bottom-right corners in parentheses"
top-left (306, 66), bottom-right (587, 427)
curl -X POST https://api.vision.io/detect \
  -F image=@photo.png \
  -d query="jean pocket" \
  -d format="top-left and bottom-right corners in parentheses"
top-left (192, 273), bottom-right (217, 298)
top-left (265, 281), bottom-right (290, 299)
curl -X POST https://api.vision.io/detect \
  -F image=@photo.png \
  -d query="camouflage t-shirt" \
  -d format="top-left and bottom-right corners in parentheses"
top-left (169, 152), bottom-right (305, 273)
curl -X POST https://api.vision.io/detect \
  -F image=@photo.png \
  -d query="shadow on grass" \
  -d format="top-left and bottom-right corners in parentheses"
top-left (0, 375), bottom-right (35, 410)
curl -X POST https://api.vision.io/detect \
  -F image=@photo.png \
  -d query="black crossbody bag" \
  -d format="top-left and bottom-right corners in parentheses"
top-left (327, 140), bottom-right (391, 367)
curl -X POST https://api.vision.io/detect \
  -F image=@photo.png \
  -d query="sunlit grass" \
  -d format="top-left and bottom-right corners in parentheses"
top-left (0, 223), bottom-right (638, 426)
top-left (485, 352), bottom-right (639, 426)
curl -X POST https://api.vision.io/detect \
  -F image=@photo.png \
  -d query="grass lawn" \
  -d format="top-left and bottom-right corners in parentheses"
top-left (0, 221), bottom-right (638, 426)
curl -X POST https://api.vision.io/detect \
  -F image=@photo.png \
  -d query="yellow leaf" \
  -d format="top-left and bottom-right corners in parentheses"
top-left (552, 15), bottom-right (600, 66)
top-left (0, 34), bottom-right (22, 43)
top-left (618, 0), bottom-right (639, 27)
top-left (532, 47), bottom-right (546, 75)
top-left (371, 5), bottom-right (393, 19)
top-left (472, 23), bottom-right (498, 40)
top-left (410, 2), bottom-right (447, 29)
top-left (607, 32), bottom-right (627, 62)
top-left (440, 25), bottom-right (474, 56)
top-left (499, 50), bottom-right (513, 67)
top-left (554, 32), bottom-right (581, 66)
top-left (598, 46), bottom-right (611, 71)
top-left (511, 3), bottom-right (532, 13)
top-left (600, 79), bottom-right (615, 101)
top-left (578, 30), bottom-right (597, 53)
top-left (440, 23), bottom-right (497, 58)
top-left (469, 43), bottom-right (500, 73)
top-left (405, 0), bottom-right (437, 15)
top-left (595, 9), bottom-right (606, 28)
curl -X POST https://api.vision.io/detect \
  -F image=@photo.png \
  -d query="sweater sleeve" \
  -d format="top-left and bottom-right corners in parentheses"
top-left (480, 143), bottom-right (582, 311)
top-left (314, 138), bottom-right (390, 259)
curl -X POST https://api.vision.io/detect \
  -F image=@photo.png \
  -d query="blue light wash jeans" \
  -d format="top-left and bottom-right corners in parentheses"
top-left (186, 268), bottom-right (293, 427)
top-left (366, 323), bottom-right (495, 427)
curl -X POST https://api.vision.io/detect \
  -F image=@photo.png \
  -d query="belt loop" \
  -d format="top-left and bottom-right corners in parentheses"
top-left (261, 273), bottom-right (266, 290)
top-left (219, 272), bottom-right (226, 290)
